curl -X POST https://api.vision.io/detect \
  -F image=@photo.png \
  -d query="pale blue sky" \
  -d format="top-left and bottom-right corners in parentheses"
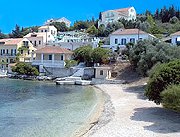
top-left (0, 0), bottom-right (179, 33)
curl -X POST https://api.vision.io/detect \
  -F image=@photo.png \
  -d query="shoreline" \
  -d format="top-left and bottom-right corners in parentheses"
top-left (84, 84), bottom-right (180, 137)
top-left (70, 85), bottom-right (109, 137)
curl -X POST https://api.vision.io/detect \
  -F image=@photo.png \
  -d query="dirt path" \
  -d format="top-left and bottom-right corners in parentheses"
top-left (86, 84), bottom-right (180, 137)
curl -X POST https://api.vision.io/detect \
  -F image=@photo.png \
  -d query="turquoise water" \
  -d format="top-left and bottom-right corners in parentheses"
top-left (0, 79), bottom-right (97, 137)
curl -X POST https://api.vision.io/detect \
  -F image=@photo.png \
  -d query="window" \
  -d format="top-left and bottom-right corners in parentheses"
top-left (39, 41), bottom-right (41, 45)
top-left (21, 50), bottom-right (23, 54)
top-left (115, 39), bottom-right (118, 44)
top-left (1, 49), bottom-right (2, 55)
top-left (176, 37), bottom-right (180, 45)
top-left (61, 55), bottom-right (64, 60)
top-left (100, 70), bottom-right (103, 75)
top-left (3, 49), bottom-right (5, 54)
top-left (130, 38), bottom-right (135, 43)
top-left (48, 55), bottom-right (52, 60)
top-left (6, 49), bottom-right (8, 54)
top-left (14, 49), bottom-right (17, 55)
top-left (6, 59), bottom-right (8, 63)
top-left (23, 41), bottom-right (28, 47)
top-left (121, 39), bottom-right (126, 45)
top-left (51, 30), bottom-right (53, 34)
top-left (11, 49), bottom-right (13, 55)
top-left (28, 50), bottom-right (30, 55)
top-left (45, 30), bottom-right (47, 32)
top-left (41, 30), bottom-right (43, 32)
top-left (34, 41), bottom-right (37, 46)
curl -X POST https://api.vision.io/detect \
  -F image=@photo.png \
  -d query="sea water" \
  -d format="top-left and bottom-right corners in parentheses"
top-left (0, 79), bottom-right (97, 137)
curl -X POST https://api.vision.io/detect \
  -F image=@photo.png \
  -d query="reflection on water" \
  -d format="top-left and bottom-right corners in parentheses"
top-left (0, 79), bottom-right (96, 137)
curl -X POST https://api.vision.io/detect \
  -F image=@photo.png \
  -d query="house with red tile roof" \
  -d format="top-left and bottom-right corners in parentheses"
top-left (171, 31), bottom-right (180, 45)
top-left (102, 29), bottom-right (156, 51)
top-left (0, 38), bottom-right (36, 71)
top-left (98, 7), bottom-right (136, 27)
top-left (32, 45), bottom-right (73, 73)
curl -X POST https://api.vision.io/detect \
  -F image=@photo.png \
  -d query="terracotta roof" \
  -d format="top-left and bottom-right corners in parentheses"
top-left (35, 46), bottom-right (73, 54)
top-left (171, 31), bottom-right (180, 36)
top-left (0, 38), bottom-right (23, 45)
top-left (38, 25), bottom-right (56, 30)
top-left (114, 7), bottom-right (131, 13)
top-left (111, 29), bottom-right (147, 35)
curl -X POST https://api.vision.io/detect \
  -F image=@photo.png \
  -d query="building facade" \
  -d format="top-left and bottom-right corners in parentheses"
top-left (0, 38), bottom-right (36, 70)
top-left (45, 17), bottom-right (71, 27)
top-left (102, 29), bottom-right (155, 51)
top-left (171, 31), bottom-right (180, 45)
top-left (98, 7), bottom-right (136, 27)
top-left (24, 25), bottom-right (58, 46)
top-left (32, 46), bottom-right (73, 72)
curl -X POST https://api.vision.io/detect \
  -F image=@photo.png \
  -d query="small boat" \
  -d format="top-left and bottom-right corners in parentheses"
top-left (0, 69), bottom-right (7, 78)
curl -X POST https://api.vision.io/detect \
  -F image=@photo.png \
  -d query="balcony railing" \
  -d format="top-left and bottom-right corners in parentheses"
top-left (0, 54), bottom-right (16, 57)
top-left (32, 60), bottom-right (65, 68)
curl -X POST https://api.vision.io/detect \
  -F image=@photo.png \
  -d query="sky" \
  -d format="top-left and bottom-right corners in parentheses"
top-left (0, 0), bottom-right (179, 33)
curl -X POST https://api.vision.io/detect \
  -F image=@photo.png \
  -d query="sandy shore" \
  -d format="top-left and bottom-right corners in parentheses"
top-left (84, 84), bottom-right (180, 137)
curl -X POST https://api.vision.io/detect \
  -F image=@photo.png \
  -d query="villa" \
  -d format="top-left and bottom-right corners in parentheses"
top-left (32, 45), bottom-right (73, 73)
top-left (0, 38), bottom-right (36, 70)
top-left (45, 17), bottom-right (71, 27)
top-left (98, 7), bottom-right (136, 27)
top-left (102, 28), bottom-right (156, 51)
top-left (24, 25), bottom-right (57, 46)
top-left (171, 31), bottom-right (180, 45)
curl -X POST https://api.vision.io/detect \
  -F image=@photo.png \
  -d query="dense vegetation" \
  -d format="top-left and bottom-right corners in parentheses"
top-left (12, 62), bottom-right (39, 76)
top-left (73, 45), bottom-right (110, 66)
top-left (124, 39), bottom-right (180, 76)
top-left (161, 84), bottom-right (180, 112)
top-left (145, 60), bottom-right (180, 112)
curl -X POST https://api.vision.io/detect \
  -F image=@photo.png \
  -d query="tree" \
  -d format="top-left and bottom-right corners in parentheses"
top-left (91, 47), bottom-right (110, 63)
top-left (97, 24), bottom-right (106, 37)
top-left (0, 30), bottom-right (8, 39)
top-left (145, 60), bottom-right (180, 104)
top-left (169, 16), bottom-right (179, 24)
top-left (86, 25), bottom-right (98, 35)
top-left (73, 21), bottom-right (90, 30)
top-left (9, 24), bottom-right (23, 38)
top-left (12, 62), bottom-right (39, 76)
top-left (50, 22), bottom-right (68, 32)
top-left (73, 45), bottom-right (93, 66)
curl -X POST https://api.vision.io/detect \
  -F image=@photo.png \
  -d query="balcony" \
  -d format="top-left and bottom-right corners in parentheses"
top-left (0, 54), bottom-right (16, 57)
top-left (32, 60), bottom-right (65, 68)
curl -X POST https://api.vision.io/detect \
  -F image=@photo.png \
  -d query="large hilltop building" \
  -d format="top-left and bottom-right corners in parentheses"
top-left (45, 17), bottom-right (71, 27)
top-left (98, 7), bottom-right (136, 27)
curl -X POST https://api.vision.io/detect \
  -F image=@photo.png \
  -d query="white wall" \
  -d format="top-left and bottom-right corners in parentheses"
top-left (99, 7), bottom-right (136, 27)
top-left (172, 35), bottom-right (180, 45)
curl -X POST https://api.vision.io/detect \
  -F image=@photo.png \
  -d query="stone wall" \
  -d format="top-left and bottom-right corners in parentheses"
top-left (45, 67), bottom-right (73, 77)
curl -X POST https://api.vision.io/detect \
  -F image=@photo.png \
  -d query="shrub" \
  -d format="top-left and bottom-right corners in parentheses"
top-left (145, 60), bottom-right (180, 104)
top-left (65, 60), bottom-right (78, 68)
top-left (12, 62), bottom-right (39, 76)
top-left (161, 84), bottom-right (180, 112)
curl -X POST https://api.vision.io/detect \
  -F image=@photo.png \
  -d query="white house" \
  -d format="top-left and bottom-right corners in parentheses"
top-left (55, 31), bottom-right (100, 50)
top-left (171, 31), bottom-right (180, 45)
top-left (98, 7), bottom-right (136, 27)
top-left (103, 28), bottom-right (155, 51)
top-left (45, 17), bottom-right (71, 27)
top-left (32, 46), bottom-right (73, 72)
top-left (24, 25), bottom-right (58, 46)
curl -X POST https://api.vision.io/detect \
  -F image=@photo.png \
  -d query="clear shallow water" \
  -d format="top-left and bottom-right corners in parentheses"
top-left (0, 79), bottom-right (97, 137)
